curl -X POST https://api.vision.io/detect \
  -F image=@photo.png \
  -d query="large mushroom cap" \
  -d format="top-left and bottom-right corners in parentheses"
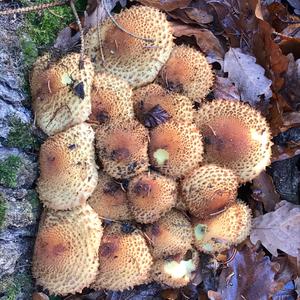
top-left (193, 202), bottom-right (252, 253)
top-left (128, 172), bottom-right (177, 223)
top-left (31, 53), bottom-right (94, 135)
top-left (132, 83), bottom-right (194, 127)
top-left (93, 223), bottom-right (153, 291)
top-left (182, 165), bottom-right (238, 219)
top-left (159, 45), bottom-right (214, 102)
top-left (194, 99), bottom-right (272, 182)
top-left (32, 204), bottom-right (102, 295)
top-left (146, 209), bottom-right (193, 259)
top-left (88, 171), bottom-right (132, 221)
top-left (89, 72), bottom-right (134, 125)
top-left (37, 123), bottom-right (98, 210)
top-left (85, 6), bottom-right (173, 87)
top-left (149, 121), bottom-right (203, 178)
top-left (95, 120), bottom-right (149, 179)
top-left (151, 249), bottom-right (199, 288)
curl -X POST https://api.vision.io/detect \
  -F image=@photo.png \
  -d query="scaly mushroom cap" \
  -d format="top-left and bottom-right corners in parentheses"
top-left (149, 121), bottom-right (203, 178)
top-left (92, 223), bottom-right (153, 291)
top-left (146, 209), bottom-right (193, 259)
top-left (89, 72), bottom-right (134, 124)
top-left (37, 123), bottom-right (98, 210)
top-left (159, 45), bottom-right (214, 102)
top-left (132, 83), bottom-right (194, 127)
top-left (152, 249), bottom-right (199, 288)
top-left (88, 171), bottom-right (132, 221)
top-left (182, 165), bottom-right (238, 219)
top-left (137, 0), bottom-right (191, 11)
top-left (95, 120), bottom-right (149, 179)
top-left (32, 204), bottom-right (102, 295)
top-left (128, 172), bottom-right (177, 223)
top-left (193, 202), bottom-right (252, 253)
top-left (85, 6), bottom-right (173, 87)
top-left (31, 53), bottom-right (94, 135)
top-left (194, 99), bottom-right (272, 182)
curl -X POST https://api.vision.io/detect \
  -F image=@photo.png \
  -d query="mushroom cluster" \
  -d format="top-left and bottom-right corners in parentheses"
top-left (31, 4), bottom-right (272, 296)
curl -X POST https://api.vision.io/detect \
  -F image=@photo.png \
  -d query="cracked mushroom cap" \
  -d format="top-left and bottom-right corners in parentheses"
top-left (159, 45), bottom-right (214, 102)
top-left (31, 53), bottom-right (94, 135)
top-left (146, 209), bottom-right (193, 259)
top-left (181, 165), bottom-right (238, 219)
top-left (193, 202), bottom-right (252, 253)
top-left (149, 121), bottom-right (203, 178)
top-left (32, 204), bottom-right (102, 296)
top-left (89, 72), bottom-right (134, 125)
top-left (85, 6), bottom-right (173, 87)
top-left (95, 120), bottom-right (149, 179)
top-left (128, 172), bottom-right (177, 224)
top-left (152, 249), bottom-right (199, 288)
top-left (88, 171), bottom-right (132, 221)
top-left (194, 99), bottom-right (272, 183)
top-left (92, 223), bottom-right (153, 291)
top-left (132, 83), bottom-right (194, 127)
top-left (37, 123), bottom-right (98, 210)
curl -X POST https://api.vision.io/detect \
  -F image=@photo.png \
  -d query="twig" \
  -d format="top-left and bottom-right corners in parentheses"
top-left (96, 0), bottom-right (106, 65)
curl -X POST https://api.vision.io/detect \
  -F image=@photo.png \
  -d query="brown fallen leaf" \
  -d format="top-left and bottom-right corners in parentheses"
top-left (217, 244), bottom-right (280, 299)
top-left (250, 200), bottom-right (300, 257)
top-left (137, 0), bottom-right (191, 12)
top-left (32, 292), bottom-right (49, 300)
top-left (223, 47), bottom-right (272, 107)
top-left (213, 76), bottom-right (240, 100)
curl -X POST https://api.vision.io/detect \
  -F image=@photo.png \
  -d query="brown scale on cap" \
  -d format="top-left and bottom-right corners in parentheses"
top-left (132, 83), bottom-right (194, 127)
top-left (95, 120), bottom-right (149, 179)
top-left (128, 172), bottom-right (177, 223)
top-left (145, 209), bottom-right (193, 259)
top-left (149, 121), bottom-right (203, 178)
top-left (193, 202), bottom-right (252, 253)
top-left (31, 53), bottom-right (94, 135)
top-left (89, 73), bottom-right (134, 125)
top-left (92, 223), bottom-right (153, 291)
top-left (37, 123), bottom-right (98, 210)
top-left (32, 204), bottom-right (102, 295)
top-left (88, 171), bottom-right (132, 221)
top-left (159, 45), bottom-right (214, 102)
top-left (194, 99), bottom-right (272, 183)
top-left (85, 6), bottom-right (173, 88)
top-left (151, 248), bottom-right (199, 288)
top-left (181, 165), bottom-right (238, 219)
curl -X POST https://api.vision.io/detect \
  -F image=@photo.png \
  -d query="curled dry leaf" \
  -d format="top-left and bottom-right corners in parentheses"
top-left (218, 244), bottom-right (280, 300)
top-left (250, 200), bottom-right (300, 257)
top-left (224, 47), bottom-right (272, 107)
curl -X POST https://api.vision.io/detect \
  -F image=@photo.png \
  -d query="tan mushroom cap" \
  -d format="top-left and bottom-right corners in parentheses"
top-left (88, 171), bottom-right (132, 221)
top-left (194, 99), bottom-right (272, 183)
top-left (95, 120), bottom-right (149, 179)
top-left (149, 121), bottom-right (203, 178)
top-left (159, 45), bottom-right (214, 102)
top-left (31, 53), bottom-right (94, 135)
top-left (85, 6), bottom-right (173, 87)
top-left (37, 123), bottom-right (98, 210)
top-left (152, 249), bottom-right (199, 288)
top-left (92, 223), bottom-right (153, 291)
top-left (146, 209), bottom-right (193, 259)
top-left (182, 165), bottom-right (238, 219)
top-left (137, 0), bottom-right (191, 11)
top-left (193, 202), bottom-right (252, 253)
top-left (32, 204), bottom-right (102, 296)
top-left (128, 172), bottom-right (177, 224)
top-left (89, 72), bottom-right (134, 125)
top-left (132, 83), bottom-right (194, 127)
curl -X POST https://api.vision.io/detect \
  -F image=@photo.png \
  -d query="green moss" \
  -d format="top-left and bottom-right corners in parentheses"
top-left (26, 190), bottom-right (40, 210)
top-left (0, 195), bottom-right (6, 229)
top-left (5, 273), bottom-right (32, 300)
top-left (4, 117), bottom-right (38, 151)
top-left (0, 156), bottom-right (22, 188)
top-left (19, 35), bottom-right (38, 69)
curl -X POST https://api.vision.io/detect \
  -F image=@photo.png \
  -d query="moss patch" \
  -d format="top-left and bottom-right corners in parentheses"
top-left (26, 190), bottom-right (40, 211)
top-left (5, 273), bottom-right (32, 300)
top-left (0, 195), bottom-right (6, 229)
top-left (4, 117), bottom-right (38, 151)
top-left (0, 156), bottom-right (22, 188)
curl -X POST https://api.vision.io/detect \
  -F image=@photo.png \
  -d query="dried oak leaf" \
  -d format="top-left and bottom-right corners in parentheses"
top-left (217, 244), bottom-right (280, 299)
top-left (250, 200), bottom-right (300, 257)
top-left (224, 47), bottom-right (272, 107)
